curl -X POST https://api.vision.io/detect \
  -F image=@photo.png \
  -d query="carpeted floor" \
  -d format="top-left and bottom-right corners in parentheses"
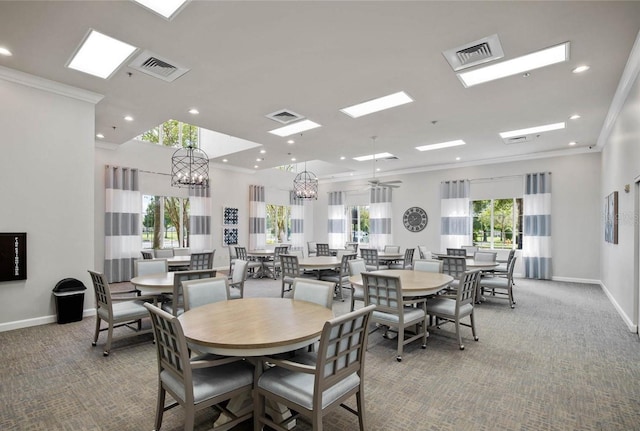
top-left (1, 275), bottom-right (639, 431)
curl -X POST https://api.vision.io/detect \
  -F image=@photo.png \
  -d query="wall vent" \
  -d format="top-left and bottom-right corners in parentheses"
top-left (265, 109), bottom-right (305, 124)
top-left (442, 34), bottom-right (504, 71)
top-left (128, 50), bottom-right (190, 82)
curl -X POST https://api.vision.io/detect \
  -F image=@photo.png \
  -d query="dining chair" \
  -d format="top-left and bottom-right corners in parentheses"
top-left (173, 247), bottom-right (191, 256)
top-left (413, 259), bottom-right (443, 273)
top-left (348, 259), bottom-right (367, 312)
top-left (446, 248), bottom-right (467, 256)
top-left (461, 245), bottom-right (478, 256)
top-left (292, 278), bottom-right (334, 309)
top-left (474, 250), bottom-right (497, 263)
top-left (161, 269), bottom-right (217, 316)
top-left (144, 303), bottom-right (254, 431)
top-left (383, 245), bottom-right (400, 254)
top-left (264, 246), bottom-right (289, 279)
top-left (227, 245), bottom-right (237, 277)
top-left (361, 272), bottom-right (428, 362)
top-left (182, 277), bottom-right (229, 311)
top-left (480, 256), bottom-right (517, 308)
top-left (316, 243), bottom-right (331, 256)
top-left (417, 245), bottom-right (432, 260)
top-left (134, 258), bottom-right (168, 277)
top-left (280, 254), bottom-right (306, 297)
top-left (235, 246), bottom-right (262, 275)
top-left (440, 255), bottom-right (467, 291)
top-left (389, 248), bottom-right (415, 269)
top-left (360, 248), bottom-right (389, 271)
top-left (87, 270), bottom-right (154, 356)
top-left (141, 250), bottom-right (154, 259)
top-left (154, 248), bottom-right (174, 258)
top-left (307, 241), bottom-right (317, 257)
top-left (345, 242), bottom-right (359, 253)
top-left (254, 304), bottom-right (375, 431)
top-left (492, 249), bottom-right (516, 276)
top-left (320, 253), bottom-right (357, 301)
top-left (228, 259), bottom-right (249, 299)
top-left (426, 270), bottom-right (480, 350)
top-left (189, 251), bottom-right (214, 270)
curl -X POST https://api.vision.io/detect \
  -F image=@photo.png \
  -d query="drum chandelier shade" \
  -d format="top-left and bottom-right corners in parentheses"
top-left (171, 145), bottom-right (209, 188)
top-left (293, 163), bottom-right (318, 200)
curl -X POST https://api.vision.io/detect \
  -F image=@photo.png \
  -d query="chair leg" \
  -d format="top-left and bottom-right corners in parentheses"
top-left (254, 389), bottom-right (265, 431)
top-left (184, 402), bottom-right (195, 431)
top-left (470, 312), bottom-right (479, 342)
top-left (104, 323), bottom-right (114, 356)
top-left (455, 319), bottom-right (464, 350)
top-left (92, 316), bottom-right (101, 346)
top-left (356, 389), bottom-right (366, 431)
top-left (154, 384), bottom-right (166, 431)
top-left (396, 327), bottom-right (404, 361)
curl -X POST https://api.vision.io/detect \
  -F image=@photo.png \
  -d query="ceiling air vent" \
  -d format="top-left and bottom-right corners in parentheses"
top-left (128, 50), bottom-right (190, 82)
top-left (266, 109), bottom-right (305, 124)
top-left (503, 134), bottom-right (539, 145)
top-left (442, 34), bottom-right (504, 71)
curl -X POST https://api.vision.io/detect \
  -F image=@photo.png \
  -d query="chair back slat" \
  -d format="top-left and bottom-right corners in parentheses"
top-left (359, 248), bottom-right (379, 268)
top-left (88, 270), bottom-right (112, 311)
top-left (361, 273), bottom-right (402, 313)
top-left (235, 246), bottom-right (248, 260)
top-left (447, 248), bottom-right (466, 256)
top-left (458, 271), bottom-right (479, 306)
top-left (280, 254), bottom-right (301, 278)
top-left (316, 243), bottom-right (331, 256)
top-left (190, 251), bottom-right (214, 270)
top-left (441, 256), bottom-right (467, 279)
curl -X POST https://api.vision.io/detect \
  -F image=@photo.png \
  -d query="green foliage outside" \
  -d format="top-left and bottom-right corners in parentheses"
top-left (473, 199), bottom-right (515, 249)
top-left (139, 119), bottom-right (199, 148)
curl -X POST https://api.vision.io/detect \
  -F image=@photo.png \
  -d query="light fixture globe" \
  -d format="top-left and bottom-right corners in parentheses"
top-left (293, 169), bottom-right (318, 200)
top-left (171, 145), bottom-right (209, 188)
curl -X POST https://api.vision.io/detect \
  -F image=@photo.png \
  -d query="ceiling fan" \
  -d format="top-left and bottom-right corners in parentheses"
top-left (364, 136), bottom-right (402, 189)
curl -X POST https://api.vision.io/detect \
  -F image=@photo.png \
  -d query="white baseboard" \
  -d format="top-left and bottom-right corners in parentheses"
top-left (551, 276), bottom-right (601, 284)
top-left (599, 281), bottom-right (637, 333)
top-left (0, 308), bottom-right (96, 333)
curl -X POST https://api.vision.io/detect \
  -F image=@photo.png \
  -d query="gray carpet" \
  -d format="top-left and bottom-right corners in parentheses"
top-left (1, 275), bottom-right (639, 431)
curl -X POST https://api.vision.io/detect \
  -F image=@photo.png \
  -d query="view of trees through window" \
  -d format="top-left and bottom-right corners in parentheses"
top-left (472, 198), bottom-right (522, 249)
top-left (266, 204), bottom-right (291, 244)
top-left (142, 195), bottom-right (190, 249)
top-left (139, 120), bottom-right (199, 148)
top-left (347, 206), bottom-right (370, 244)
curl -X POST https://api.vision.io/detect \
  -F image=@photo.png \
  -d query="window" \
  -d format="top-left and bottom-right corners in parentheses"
top-left (347, 206), bottom-right (370, 244)
top-left (266, 204), bottom-right (291, 245)
top-left (472, 198), bottom-right (522, 249)
top-left (142, 195), bottom-right (190, 249)
top-left (138, 119), bottom-right (200, 148)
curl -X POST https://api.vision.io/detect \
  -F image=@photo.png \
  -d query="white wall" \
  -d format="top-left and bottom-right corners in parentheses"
top-left (0, 73), bottom-right (98, 329)
top-left (318, 153), bottom-right (602, 282)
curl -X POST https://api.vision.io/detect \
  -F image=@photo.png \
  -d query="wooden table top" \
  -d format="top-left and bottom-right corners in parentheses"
top-left (167, 255), bottom-right (191, 267)
top-left (298, 256), bottom-right (342, 269)
top-left (248, 249), bottom-right (276, 257)
top-left (178, 297), bottom-right (334, 356)
top-left (376, 252), bottom-right (404, 260)
top-left (130, 271), bottom-right (224, 293)
top-left (349, 269), bottom-right (453, 296)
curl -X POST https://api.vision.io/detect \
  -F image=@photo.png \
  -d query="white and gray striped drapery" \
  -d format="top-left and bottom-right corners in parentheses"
top-left (249, 185), bottom-right (266, 250)
top-left (189, 186), bottom-right (212, 252)
top-left (523, 172), bottom-right (552, 279)
top-left (289, 191), bottom-right (304, 252)
top-left (104, 166), bottom-right (141, 283)
top-left (328, 191), bottom-right (347, 249)
top-left (440, 179), bottom-right (472, 251)
top-left (369, 187), bottom-right (392, 250)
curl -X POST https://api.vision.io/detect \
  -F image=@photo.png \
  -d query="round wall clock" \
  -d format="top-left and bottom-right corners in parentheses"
top-left (403, 206), bottom-right (428, 232)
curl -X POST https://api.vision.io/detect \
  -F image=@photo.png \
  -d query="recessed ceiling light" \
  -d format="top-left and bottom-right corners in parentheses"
top-left (268, 119), bottom-right (321, 137)
top-left (132, 0), bottom-right (190, 20)
top-left (340, 156), bottom-right (346, 160)
top-left (456, 157), bottom-right (461, 161)
top-left (124, 115), bottom-right (134, 121)
top-left (222, 159), bottom-right (228, 163)
top-left (254, 165), bottom-right (259, 169)
top-left (260, 150), bottom-right (266, 154)
top-left (499, 122), bottom-right (565, 139)
top-left (340, 91), bottom-right (413, 118)
top-left (0, 47), bottom-right (12, 56)
top-left (287, 140), bottom-right (295, 144)
top-left (291, 158), bottom-right (296, 162)
top-left (572, 65), bottom-right (590, 73)
top-left (188, 108), bottom-right (199, 115)
top-left (569, 114), bottom-right (581, 120)
top-left (353, 152), bottom-right (394, 162)
top-left (96, 133), bottom-right (104, 139)
top-left (416, 140), bottom-right (466, 152)
top-left (67, 29), bottom-right (137, 79)
top-left (457, 42), bottom-right (570, 87)
top-left (569, 141), bottom-right (577, 146)
top-left (376, 168), bottom-right (381, 172)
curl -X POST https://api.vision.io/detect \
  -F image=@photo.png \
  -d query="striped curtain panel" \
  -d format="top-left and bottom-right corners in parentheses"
top-left (249, 185), bottom-right (266, 250)
top-left (289, 191), bottom-right (304, 252)
top-left (369, 187), bottom-right (392, 250)
top-left (328, 191), bottom-right (347, 249)
top-left (523, 172), bottom-right (552, 279)
top-left (440, 179), bottom-right (472, 251)
top-left (189, 186), bottom-right (212, 252)
top-left (104, 166), bottom-right (141, 283)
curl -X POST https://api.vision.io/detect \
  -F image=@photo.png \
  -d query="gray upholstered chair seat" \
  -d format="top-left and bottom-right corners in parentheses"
top-left (228, 289), bottom-right (242, 299)
top-left (372, 307), bottom-right (426, 325)
top-left (258, 361), bottom-right (360, 410)
top-left (98, 300), bottom-right (148, 321)
top-left (160, 360), bottom-right (253, 404)
top-left (365, 263), bottom-right (388, 271)
top-left (426, 298), bottom-right (473, 316)
top-left (161, 302), bottom-right (184, 317)
top-left (479, 277), bottom-right (508, 288)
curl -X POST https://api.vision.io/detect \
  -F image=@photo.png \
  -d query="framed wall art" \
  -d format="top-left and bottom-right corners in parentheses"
top-left (604, 191), bottom-right (618, 244)
top-left (0, 232), bottom-right (27, 281)
top-left (223, 227), bottom-right (239, 246)
top-left (223, 207), bottom-right (239, 226)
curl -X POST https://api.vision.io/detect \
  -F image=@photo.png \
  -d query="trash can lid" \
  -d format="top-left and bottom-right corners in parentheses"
top-left (53, 278), bottom-right (87, 293)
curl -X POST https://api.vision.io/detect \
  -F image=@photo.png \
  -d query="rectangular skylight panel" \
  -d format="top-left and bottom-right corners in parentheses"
top-left (132, 0), bottom-right (190, 20)
top-left (458, 42), bottom-right (570, 88)
top-left (415, 140), bottom-right (466, 152)
top-left (268, 120), bottom-right (321, 137)
top-left (353, 152), bottom-right (394, 162)
top-left (340, 91), bottom-right (413, 118)
top-left (67, 29), bottom-right (137, 79)
top-left (499, 122), bottom-right (565, 139)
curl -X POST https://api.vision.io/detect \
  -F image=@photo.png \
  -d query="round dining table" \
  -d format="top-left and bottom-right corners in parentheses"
top-left (166, 255), bottom-right (191, 269)
top-left (130, 271), bottom-right (224, 294)
top-left (298, 256), bottom-right (342, 270)
top-left (247, 249), bottom-right (277, 278)
top-left (349, 269), bottom-right (453, 296)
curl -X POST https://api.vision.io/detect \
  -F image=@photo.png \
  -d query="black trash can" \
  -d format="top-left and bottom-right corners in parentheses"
top-left (52, 278), bottom-right (87, 324)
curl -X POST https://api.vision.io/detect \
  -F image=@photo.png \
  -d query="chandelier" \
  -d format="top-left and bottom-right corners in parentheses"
top-left (171, 145), bottom-right (209, 188)
top-left (293, 162), bottom-right (318, 200)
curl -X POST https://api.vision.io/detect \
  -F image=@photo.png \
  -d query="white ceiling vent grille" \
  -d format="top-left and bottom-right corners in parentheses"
top-left (503, 134), bottom-right (539, 145)
top-left (266, 109), bottom-right (305, 124)
top-left (442, 34), bottom-right (504, 71)
top-left (128, 50), bottom-right (190, 82)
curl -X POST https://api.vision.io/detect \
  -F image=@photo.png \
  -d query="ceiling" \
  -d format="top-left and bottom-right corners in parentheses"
top-left (1, 1), bottom-right (639, 182)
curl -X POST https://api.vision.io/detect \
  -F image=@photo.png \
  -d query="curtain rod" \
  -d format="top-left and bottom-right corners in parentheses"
top-left (139, 169), bottom-right (170, 177)
top-left (469, 174), bottom-right (524, 183)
